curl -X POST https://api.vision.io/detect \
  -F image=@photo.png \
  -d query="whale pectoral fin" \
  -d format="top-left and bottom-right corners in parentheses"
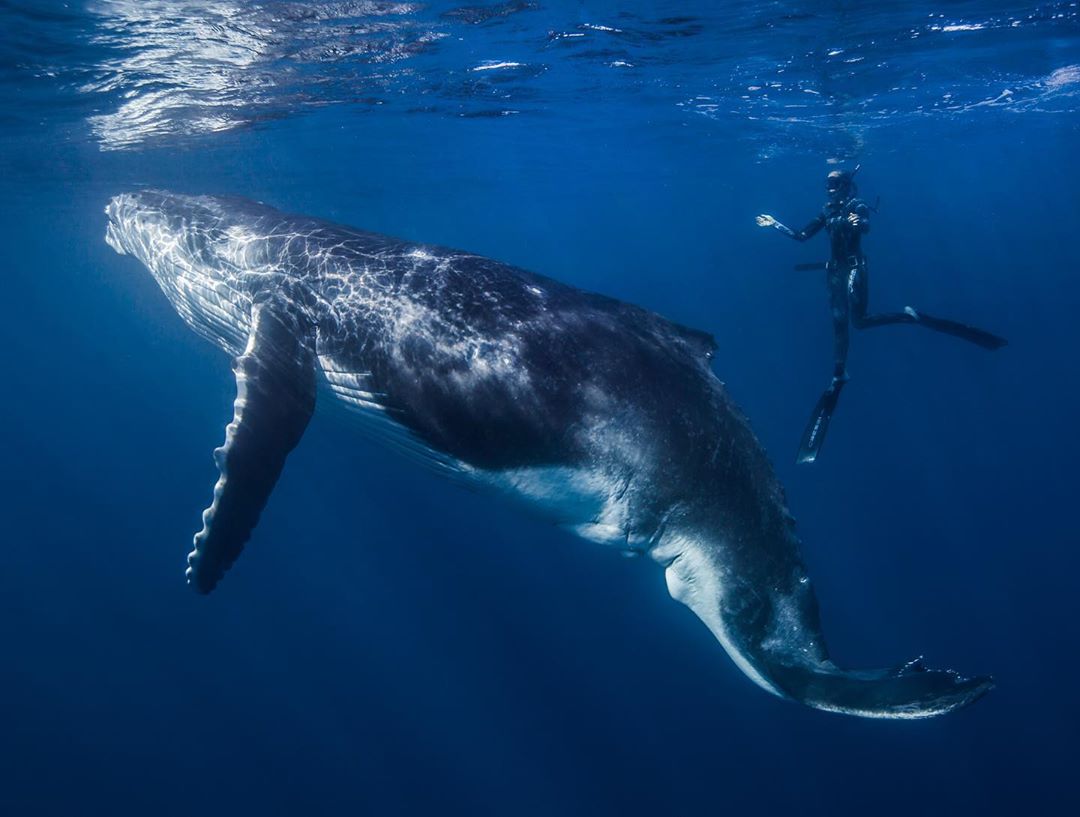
top-left (186, 299), bottom-right (316, 594)
top-left (661, 542), bottom-right (992, 719)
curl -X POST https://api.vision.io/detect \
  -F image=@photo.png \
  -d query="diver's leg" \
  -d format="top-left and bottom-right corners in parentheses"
top-left (849, 262), bottom-right (1005, 348)
top-left (797, 267), bottom-right (850, 463)
top-left (828, 265), bottom-right (850, 381)
top-left (850, 260), bottom-right (917, 330)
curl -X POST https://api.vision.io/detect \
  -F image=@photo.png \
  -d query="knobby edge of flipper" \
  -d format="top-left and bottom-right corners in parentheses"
top-left (186, 297), bottom-right (316, 594)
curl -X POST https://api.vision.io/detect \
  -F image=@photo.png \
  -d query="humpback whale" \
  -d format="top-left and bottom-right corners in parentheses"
top-left (104, 190), bottom-right (992, 719)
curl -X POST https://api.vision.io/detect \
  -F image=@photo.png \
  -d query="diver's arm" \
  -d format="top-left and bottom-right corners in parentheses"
top-left (757, 213), bottom-right (825, 242)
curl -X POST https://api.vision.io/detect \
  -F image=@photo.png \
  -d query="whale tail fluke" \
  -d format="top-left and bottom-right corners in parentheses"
top-left (658, 538), bottom-right (992, 719)
top-left (769, 657), bottom-right (994, 719)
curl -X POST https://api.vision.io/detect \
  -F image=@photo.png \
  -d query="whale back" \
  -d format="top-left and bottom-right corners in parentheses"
top-left (282, 215), bottom-right (721, 472)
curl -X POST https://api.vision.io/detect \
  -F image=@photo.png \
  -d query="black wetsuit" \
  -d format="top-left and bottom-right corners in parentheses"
top-left (784, 196), bottom-right (922, 377)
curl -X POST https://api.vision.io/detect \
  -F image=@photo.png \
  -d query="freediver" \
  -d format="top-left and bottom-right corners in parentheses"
top-left (756, 166), bottom-right (1006, 464)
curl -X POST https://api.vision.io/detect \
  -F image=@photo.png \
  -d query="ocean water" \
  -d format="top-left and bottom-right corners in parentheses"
top-left (2, 1), bottom-right (1079, 815)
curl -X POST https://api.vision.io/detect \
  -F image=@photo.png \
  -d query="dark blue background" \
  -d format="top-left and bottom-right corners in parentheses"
top-left (2, 10), bottom-right (1079, 815)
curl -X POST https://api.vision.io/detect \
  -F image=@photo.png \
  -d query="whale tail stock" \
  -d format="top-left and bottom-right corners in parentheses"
top-left (656, 537), bottom-right (992, 718)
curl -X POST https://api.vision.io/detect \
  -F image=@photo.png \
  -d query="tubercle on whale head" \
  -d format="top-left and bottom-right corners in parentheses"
top-left (104, 190), bottom-right (282, 281)
top-left (104, 190), bottom-right (258, 355)
top-left (105, 190), bottom-right (213, 263)
top-left (104, 191), bottom-right (188, 266)
top-left (104, 194), bottom-right (134, 255)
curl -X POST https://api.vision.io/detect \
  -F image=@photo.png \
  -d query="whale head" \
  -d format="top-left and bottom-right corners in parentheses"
top-left (105, 190), bottom-right (261, 353)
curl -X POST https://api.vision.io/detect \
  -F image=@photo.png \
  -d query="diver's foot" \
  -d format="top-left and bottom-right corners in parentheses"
top-left (904, 306), bottom-right (921, 321)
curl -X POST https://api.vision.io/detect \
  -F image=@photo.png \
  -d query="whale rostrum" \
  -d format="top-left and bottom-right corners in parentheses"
top-left (105, 190), bottom-right (992, 719)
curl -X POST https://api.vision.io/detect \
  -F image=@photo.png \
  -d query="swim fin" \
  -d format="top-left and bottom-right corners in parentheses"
top-left (797, 377), bottom-right (846, 464)
top-left (904, 307), bottom-right (1007, 350)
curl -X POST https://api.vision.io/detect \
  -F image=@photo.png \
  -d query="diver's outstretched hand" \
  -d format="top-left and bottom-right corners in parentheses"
top-left (756, 214), bottom-right (777, 227)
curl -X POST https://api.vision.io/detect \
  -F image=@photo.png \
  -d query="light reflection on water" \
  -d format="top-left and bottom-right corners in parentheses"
top-left (1, 0), bottom-right (1077, 153)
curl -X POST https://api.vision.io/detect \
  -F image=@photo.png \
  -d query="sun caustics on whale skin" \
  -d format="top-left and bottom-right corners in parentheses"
top-left (104, 190), bottom-right (992, 719)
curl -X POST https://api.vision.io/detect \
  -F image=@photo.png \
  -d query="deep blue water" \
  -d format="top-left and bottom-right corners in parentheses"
top-left (2, 1), bottom-right (1079, 815)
